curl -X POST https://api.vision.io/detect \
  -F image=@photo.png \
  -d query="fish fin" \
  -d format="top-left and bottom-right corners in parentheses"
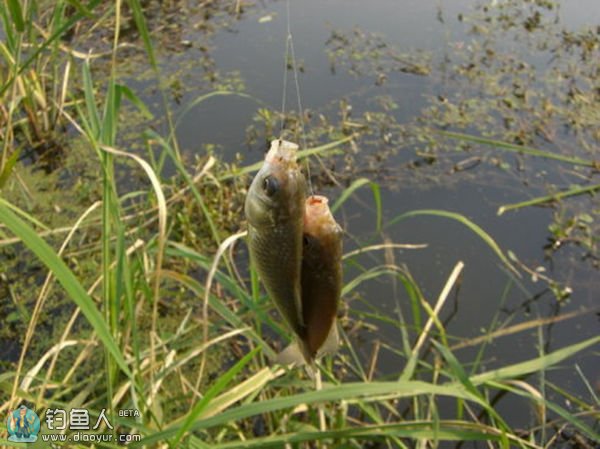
top-left (294, 284), bottom-right (305, 328)
top-left (276, 340), bottom-right (317, 371)
top-left (304, 363), bottom-right (317, 380)
top-left (275, 341), bottom-right (306, 367)
top-left (317, 320), bottom-right (340, 358)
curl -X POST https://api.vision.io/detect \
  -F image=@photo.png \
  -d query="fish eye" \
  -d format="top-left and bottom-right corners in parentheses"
top-left (262, 176), bottom-right (279, 197)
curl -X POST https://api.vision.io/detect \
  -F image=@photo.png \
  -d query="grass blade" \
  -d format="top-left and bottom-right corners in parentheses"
top-left (126, 0), bottom-right (157, 68)
top-left (386, 209), bottom-right (519, 276)
top-left (173, 347), bottom-right (261, 445)
top-left (209, 421), bottom-right (526, 448)
top-left (174, 91), bottom-right (252, 129)
top-left (498, 183), bottom-right (600, 215)
top-left (6, 0), bottom-right (25, 32)
top-left (0, 142), bottom-right (21, 189)
top-left (331, 177), bottom-right (382, 232)
top-left (130, 381), bottom-right (480, 446)
top-left (434, 130), bottom-right (596, 167)
top-left (117, 84), bottom-right (153, 119)
top-left (401, 262), bottom-right (464, 381)
top-left (0, 197), bottom-right (50, 231)
top-left (470, 335), bottom-right (600, 385)
top-left (82, 58), bottom-right (101, 136)
top-left (432, 340), bottom-right (511, 445)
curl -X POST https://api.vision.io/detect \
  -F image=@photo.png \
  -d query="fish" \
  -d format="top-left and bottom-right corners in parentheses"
top-left (244, 139), bottom-right (309, 358)
top-left (300, 195), bottom-right (343, 359)
top-left (277, 195), bottom-right (343, 366)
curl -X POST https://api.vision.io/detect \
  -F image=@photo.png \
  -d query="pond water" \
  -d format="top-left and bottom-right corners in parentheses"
top-left (161, 0), bottom-right (599, 429)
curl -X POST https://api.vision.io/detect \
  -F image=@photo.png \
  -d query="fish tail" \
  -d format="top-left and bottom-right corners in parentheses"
top-left (317, 320), bottom-right (340, 358)
top-left (276, 322), bottom-right (339, 369)
top-left (276, 344), bottom-right (318, 380)
top-left (275, 339), bottom-right (315, 367)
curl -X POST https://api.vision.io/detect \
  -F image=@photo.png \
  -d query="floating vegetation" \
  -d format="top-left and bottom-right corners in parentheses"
top-left (325, 27), bottom-right (431, 79)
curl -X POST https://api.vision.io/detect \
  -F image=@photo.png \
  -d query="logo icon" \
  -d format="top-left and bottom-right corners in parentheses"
top-left (6, 405), bottom-right (41, 443)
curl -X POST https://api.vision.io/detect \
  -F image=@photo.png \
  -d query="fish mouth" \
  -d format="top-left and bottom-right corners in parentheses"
top-left (265, 139), bottom-right (300, 169)
top-left (304, 194), bottom-right (342, 238)
top-left (307, 195), bottom-right (328, 207)
top-left (304, 195), bottom-right (332, 225)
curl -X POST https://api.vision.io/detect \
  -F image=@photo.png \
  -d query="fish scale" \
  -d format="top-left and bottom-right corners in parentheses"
top-left (248, 223), bottom-right (305, 337)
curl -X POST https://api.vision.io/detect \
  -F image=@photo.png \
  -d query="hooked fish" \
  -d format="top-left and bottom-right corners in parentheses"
top-left (277, 195), bottom-right (343, 366)
top-left (300, 195), bottom-right (343, 360)
top-left (244, 139), bottom-right (308, 355)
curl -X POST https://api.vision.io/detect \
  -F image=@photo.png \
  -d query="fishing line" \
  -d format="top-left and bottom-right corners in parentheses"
top-left (279, 24), bottom-right (290, 137)
top-left (279, 0), bottom-right (314, 195)
top-left (279, 3), bottom-right (327, 424)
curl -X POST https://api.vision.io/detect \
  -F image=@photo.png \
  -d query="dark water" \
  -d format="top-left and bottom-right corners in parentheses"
top-left (161, 0), bottom-right (600, 429)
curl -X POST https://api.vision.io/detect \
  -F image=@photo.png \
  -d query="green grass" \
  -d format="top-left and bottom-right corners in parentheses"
top-left (1, 2), bottom-right (598, 449)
